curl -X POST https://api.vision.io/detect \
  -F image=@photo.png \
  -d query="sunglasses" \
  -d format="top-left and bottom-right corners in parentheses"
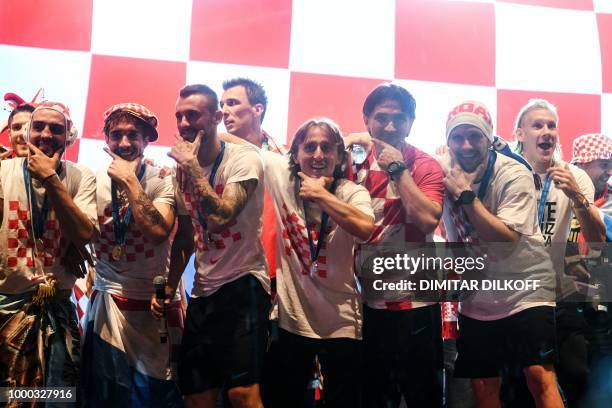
top-left (31, 121), bottom-right (66, 135)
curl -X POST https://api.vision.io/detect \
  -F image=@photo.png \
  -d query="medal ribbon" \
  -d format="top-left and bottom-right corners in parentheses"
top-left (458, 150), bottom-right (497, 236)
top-left (196, 141), bottom-right (226, 231)
top-left (111, 163), bottom-right (147, 247)
top-left (303, 179), bottom-right (338, 274)
top-left (23, 159), bottom-right (61, 241)
top-left (537, 173), bottom-right (552, 227)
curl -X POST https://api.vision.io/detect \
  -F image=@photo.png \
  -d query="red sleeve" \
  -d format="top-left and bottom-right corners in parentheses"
top-left (406, 148), bottom-right (445, 205)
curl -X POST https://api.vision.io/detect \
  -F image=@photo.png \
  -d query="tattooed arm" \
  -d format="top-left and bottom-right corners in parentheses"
top-left (123, 176), bottom-right (175, 245)
top-left (183, 158), bottom-right (257, 233)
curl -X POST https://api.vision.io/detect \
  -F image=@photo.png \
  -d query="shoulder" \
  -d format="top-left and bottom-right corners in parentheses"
top-left (493, 153), bottom-right (534, 185)
top-left (66, 161), bottom-right (95, 179)
top-left (406, 145), bottom-right (444, 175)
top-left (335, 178), bottom-right (371, 201)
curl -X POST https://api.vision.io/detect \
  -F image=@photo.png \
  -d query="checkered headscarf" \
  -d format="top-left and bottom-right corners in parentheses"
top-left (570, 133), bottom-right (611, 164)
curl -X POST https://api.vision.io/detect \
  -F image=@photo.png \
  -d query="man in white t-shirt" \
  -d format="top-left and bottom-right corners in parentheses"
top-left (0, 101), bottom-right (97, 389)
top-left (155, 84), bottom-right (270, 408)
top-left (81, 103), bottom-right (181, 406)
top-left (440, 100), bottom-right (562, 407)
top-left (2, 103), bottom-right (35, 159)
top-left (514, 99), bottom-right (605, 406)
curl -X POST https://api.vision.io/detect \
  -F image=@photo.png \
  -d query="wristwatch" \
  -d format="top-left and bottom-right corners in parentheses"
top-left (387, 161), bottom-right (407, 181)
top-left (455, 190), bottom-right (476, 206)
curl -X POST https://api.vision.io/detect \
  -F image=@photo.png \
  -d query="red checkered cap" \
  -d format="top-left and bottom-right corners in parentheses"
top-left (446, 100), bottom-right (494, 143)
top-left (571, 133), bottom-right (611, 164)
top-left (103, 102), bottom-right (159, 141)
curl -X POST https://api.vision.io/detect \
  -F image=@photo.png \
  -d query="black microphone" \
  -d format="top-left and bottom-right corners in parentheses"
top-left (153, 276), bottom-right (168, 344)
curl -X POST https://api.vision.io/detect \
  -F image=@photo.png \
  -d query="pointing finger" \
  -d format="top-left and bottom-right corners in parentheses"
top-left (103, 147), bottom-right (119, 160)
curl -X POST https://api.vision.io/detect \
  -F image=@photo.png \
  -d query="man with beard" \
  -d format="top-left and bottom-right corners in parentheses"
top-left (81, 103), bottom-right (181, 407)
top-left (155, 84), bottom-right (269, 408)
top-left (1, 104), bottom-right (35, 160)
top-left (344, 83), bottom-right (445, 407)
top-left (0, 101), bottom-right (97, 393)
top-left (440, 100), bottom-right (562, 407)
top-left (514, 99), bottom-right (605, 406)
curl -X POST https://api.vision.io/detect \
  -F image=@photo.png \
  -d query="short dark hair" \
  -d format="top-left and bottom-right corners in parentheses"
top-left (362, 83), bottom-right (416, 119)
top-left (8, 104), bottom-right (35, 126)
top-left (222, 77), bottom-right (268, 123)
top-left (289, 118), bottom-right (346, 180)
top-left (179, 84), bottom-right (219, 114)
top-left (103, 111), bottom-right (156, 141)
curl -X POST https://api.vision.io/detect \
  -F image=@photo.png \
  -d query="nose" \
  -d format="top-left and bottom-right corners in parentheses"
top-left (384, 121), bottom-right (396, 133)
top-left (222, 105), bottom-right (230, 117)
top-left (178, 115), bottom-right (190, 130)
top-left (460, 138), bottom-right (472, 150)
top-left (119, 135), bottom-right (131, 148)
top-left (312, 145), bottom-right (325, 159)
top-left (40, 124), bottom-right (53, 138)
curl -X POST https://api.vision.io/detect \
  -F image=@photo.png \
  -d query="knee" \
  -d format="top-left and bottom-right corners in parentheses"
top-left (524, 365), bottom-right (557, 392)
top-left (227, 385), bottom-right (261, 408)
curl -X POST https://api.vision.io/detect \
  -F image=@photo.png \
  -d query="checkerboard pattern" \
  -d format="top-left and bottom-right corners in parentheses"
top-left (5, 200), bottom-right (62, 268)
top-left (182, 189), bottom-right (241, 252)
top-left (280, 203), bottom-right (329, 278)
top-left (1, 0), bottom-right (610, 170)
top-left (95, 205), bottom-right (155, 262)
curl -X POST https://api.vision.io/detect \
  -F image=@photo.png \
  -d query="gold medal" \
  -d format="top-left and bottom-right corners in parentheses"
top-left (111, 245), bottom-right (124, 261)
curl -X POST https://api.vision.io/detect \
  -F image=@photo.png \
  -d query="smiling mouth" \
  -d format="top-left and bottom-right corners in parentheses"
top-left (538, 142), bottom-right (554, 151)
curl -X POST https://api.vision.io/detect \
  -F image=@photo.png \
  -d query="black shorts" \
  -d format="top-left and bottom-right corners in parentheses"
top-left (178, 273), bottom-right (271, 395)
top-left (454, 306), bottom-right (556, 379)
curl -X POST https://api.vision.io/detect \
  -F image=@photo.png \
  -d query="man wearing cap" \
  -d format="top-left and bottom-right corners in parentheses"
top-left (344, 83), bottom-right (446, 407)
top-left (439, 100), bottom-right (562, 407)
top-left (0, 101), bottom-right (97, 389)
top-left (157, 84), bottom-right (269, 408)
top-left (1, 104), bottom-right (35, 160)
top-left (80, 103), bottom-right (181, 406)
top-left (571, 133), bottom-right (612, 240)
top-left (513, 100), bottom-right (605, 405)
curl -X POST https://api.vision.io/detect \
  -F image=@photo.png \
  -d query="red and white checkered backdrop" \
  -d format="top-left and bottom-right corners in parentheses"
top-left (1, 0), bottom-right (611, 169)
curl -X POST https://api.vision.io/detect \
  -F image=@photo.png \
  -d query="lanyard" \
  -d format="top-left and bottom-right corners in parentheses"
top-left (111, 163), bottom-right (147, 245)
top-left (23, 159), bottom-right (60, 240)
top-left (461, 150), bottom-right (497, 236)
top-left (196, 141), bottom-right (226, 230)
top-left (303, 179), bottom-right (338, 273)
top-left (537, 173), bottom-right (552, 226)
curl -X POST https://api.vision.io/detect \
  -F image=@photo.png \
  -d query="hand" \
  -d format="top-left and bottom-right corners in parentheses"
top-left (435, 144), bottom-right (448, 156)
top-left (150, 287), bottom-right (173, 320)
top-left (371, 138), bottom-right (403, 171)
top-left (104, 147), bottom-right (141, 187)
top-left (297, 172), bottom-right (332, 201)
top-left (443, 158), bottom-right (483, 200)
top-left (168, 131), bottom-right (202, 166)
top-left (547, 164), bottom-right (581, 201)
top-left (566, 262), bottom-right (590, 283)
top-left (344, 132), bottom-right (373, 153)
top-left (27, 143), bottom-right (61, 181)
top-left (0, 148), bottom-right (13, 160)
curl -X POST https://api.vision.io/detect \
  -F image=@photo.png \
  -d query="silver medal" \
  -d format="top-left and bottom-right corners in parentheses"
top-left (310, 261), bottom-right (318, 277)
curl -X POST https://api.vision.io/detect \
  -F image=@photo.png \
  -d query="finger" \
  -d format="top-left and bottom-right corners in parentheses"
top-left (27, 142), bottom-right (42, 155)
top-left (52, 149), bottom-right (62, 164)
top-left (103, 147), bottom-right (120, 160)
top-left (297, 171), bottom-right (307, 180)
top-left (193, 131), bottom-right (204, 151)
top-left (167, 151), bottom-right (177, 161)
top-left (371, 138), bottom-right (390, 149)
top-left (0, 149), bottom-right (13, 159)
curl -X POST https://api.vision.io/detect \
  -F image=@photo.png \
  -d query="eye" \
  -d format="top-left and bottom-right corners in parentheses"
top-left (11, 123), bottom-right (23, 131)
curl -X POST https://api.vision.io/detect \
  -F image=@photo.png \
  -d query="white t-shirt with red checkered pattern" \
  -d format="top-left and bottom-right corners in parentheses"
top-left (92, 164), bottom-right (175, 300)
top-left (263, 151), bottom-right (373, 340)
top-left (176, 142), bottom-right (269, 297)
top-left (0, 157), bottom-right (97, 294)
top-left (352, 144), bottom-right (445, 311)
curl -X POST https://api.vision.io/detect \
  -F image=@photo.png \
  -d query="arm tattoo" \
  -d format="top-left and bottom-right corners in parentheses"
top-left (201, 180), bottom-right (256, 228)
top-left (134, 190), bottom-right (163, 225)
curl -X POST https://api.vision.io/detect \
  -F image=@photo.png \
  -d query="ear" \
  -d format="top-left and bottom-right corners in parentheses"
top-left (515, 128), bottom-right (524, 142)
top-left (363, 113), bottom-right (369, 127)
top-left (213, 109), bottom-right (223, 125)
top-left (253, 103), bottom-right (264, 119)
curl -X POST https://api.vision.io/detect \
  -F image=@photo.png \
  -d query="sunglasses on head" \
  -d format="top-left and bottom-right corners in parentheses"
top-left (31, 121), bottom-right (66, 135)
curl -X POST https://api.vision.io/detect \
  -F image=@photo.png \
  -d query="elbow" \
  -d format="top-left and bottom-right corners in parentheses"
top-left (416, 215), bottom-right (441, 235)
top-left (74, 222), bottom-right (95, 246)
top-left (358, 221), bottom-right (375, 242)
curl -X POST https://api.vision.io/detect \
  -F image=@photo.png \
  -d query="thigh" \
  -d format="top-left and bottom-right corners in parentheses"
top-left (454, 314), bottom-right (503, 379)
top-left (318, 338), bottom-right (363, 408)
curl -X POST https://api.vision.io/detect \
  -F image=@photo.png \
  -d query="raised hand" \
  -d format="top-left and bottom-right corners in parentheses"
top-left (547, 163), bottom-right (581, 201)
top-left (443, 154), bottom-right (484, 200)
top-left (104, 147), bottom-right (141, 187)
top-left (298, 171), bottom-right (332, 201)
top-left (0, 148), bottom-right (13, 161)
top-left (168, 131), bottom-right (202, 166)
top-left (27, 143), bottom-right (61, 181)
top-left (371, 138), bottom-right (403, 171)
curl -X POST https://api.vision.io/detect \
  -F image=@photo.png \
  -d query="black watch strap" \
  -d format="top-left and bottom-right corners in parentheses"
top-left (455, 190), bottom-right (476, 206)
top-left (387, 161), bottom-right (407, 180)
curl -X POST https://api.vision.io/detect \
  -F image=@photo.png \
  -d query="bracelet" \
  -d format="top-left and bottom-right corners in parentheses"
top-left (42, 173), bottom-right (57, 186)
